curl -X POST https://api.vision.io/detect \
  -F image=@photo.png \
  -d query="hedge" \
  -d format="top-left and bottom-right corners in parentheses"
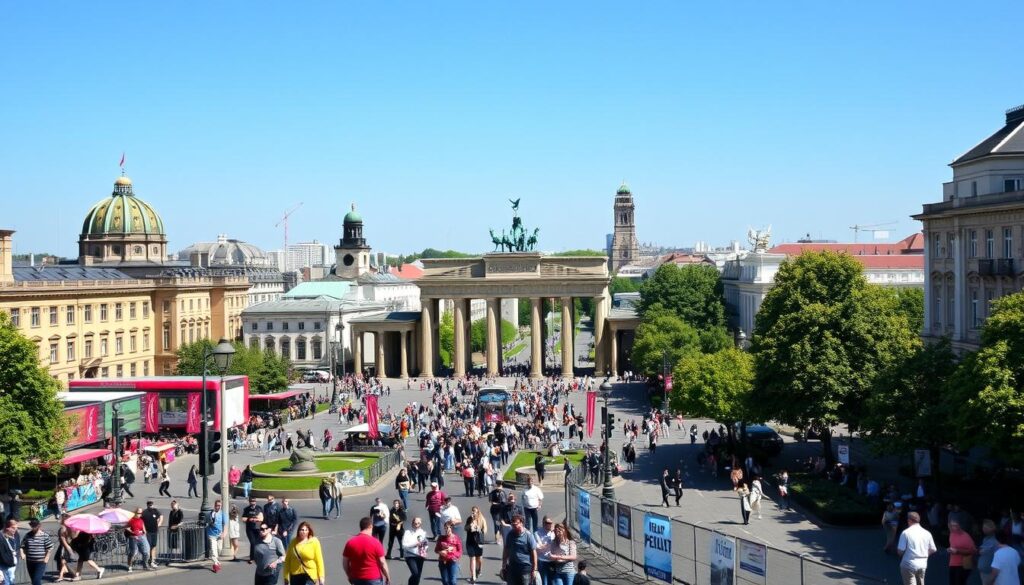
top-left (788, 472), bottom-right (878, 526)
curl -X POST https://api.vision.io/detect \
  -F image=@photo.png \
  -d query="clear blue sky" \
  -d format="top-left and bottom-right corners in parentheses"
top-left (2, 1), bottom-right (1021, 258)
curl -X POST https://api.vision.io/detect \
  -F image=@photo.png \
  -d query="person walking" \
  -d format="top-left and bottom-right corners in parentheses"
top-left (263, 495), bottom-right (281, 539)
top-left (0, 519), bottom-right (20, 585)
top-left (206, 500), bottom-right (227, 572)
top-left (253, 522), bottom-right (286, 585)
top-left (947, 518), bottom-right (977, 585)
top-left (141, 500), bottom-right (163, 568)
top-left (70, 527), bottom-right (103, 580)
top-left (659, 469), bottom-right (672, 508)
top-left (21, 519), bottom-right (53, 585)
top-left (501, 515), bottom-right (538, 585)
top-left (284, 522), bottom-right (326, 585)
top-left (279, 498), bottom-right (298, 549)
top-left (988, 530), bottom-right (1021, 585)
top-left (549, 523), bottom-right (578, 585)
top-left (120, 462), bottom-right (136, 498)
top-left (319, 478), bottom-right (334, 520)
top-left (489, 481), bottom-right (508, 545)
top-left (186, 465), bottom-right (199, 499)
top-left (371, 498), bottom-right (390, 545)
top-left (465, 508), bottom-right (488, 584)
top-left (737, 484), bottom-right (751, 525)
top-left (897, 511), bottom-right (937, 585)
top-left (229, 507), bottom-right (241, 561)
top-left (673, 469), bottom-right (684, 506)
top-left (522, 477), bottom-right (544, 533)
top-left (240, 465), bottom-right (255, 500)
top-left (395, 468), bottom-right (412, 511)
top-left (749, 476), bottom-right (764, 520)
top-left (534, 517), bottom-right (555, 585)
top-left (158, 469), bottom-right (172, 497)
top-left (435, 521), bottom-right (463, 585)
top-left (342, 517), bottom-right (389, 585)
top-left (401, 518), bottom-right (429, 585)
top-left (425, 482), bottom-right (447, 539)
top-left (333, 476), bottom-right (345, 520)
top-left (55, 516), bottom-right (77, 582)
top-left (776, 469), bottom-right (790, 510)
top-left (125, 508), bottom-right (152, 573)
top-left (387, 500), bottom-right (407, 560)
top-left (243, 497), bottom-right (264, 565)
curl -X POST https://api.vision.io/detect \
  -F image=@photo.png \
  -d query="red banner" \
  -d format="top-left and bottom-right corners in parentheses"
top-left (586, 391), bottom-right (596, 438)
top-left (186, 392), bottom-right (202, 434)
top-left (65, 405), bottom-right (101, 448)
top-left (142, 393), bottom-right (160, 433)
top-left (366, 394), bottom-right (380, 438)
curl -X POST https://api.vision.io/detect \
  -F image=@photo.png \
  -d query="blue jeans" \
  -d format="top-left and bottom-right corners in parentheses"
top-left (0, 566), bottom-right (14, 585)
top-left (399, 489), bottom-right (409, 510)
top-left (322, 498), bottom-right (334, 518)
top-left (539, 563), bottom-right (552, 585)
top-left (27, 561), bottom-right (46, 585)
top-left (525, 507), bottom-right (539, 533)
top-left (243, 481), bottom-right (252, 499)
top-left (552, 570), bottom-right (575, 585)
top-left (430, 513), bottom-right (442, 538)
top-left (439, 561), bottom-right (459, 585)
top-left (129, 535), bottom-right (151, 566)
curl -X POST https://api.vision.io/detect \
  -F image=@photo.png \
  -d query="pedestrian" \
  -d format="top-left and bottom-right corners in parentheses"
top-left (501, 515), bottom-right (538, 585)
top-left (228, 465), bottom-right (242, 497)
top-left (319, 478), bottom-right (334, 519)
top-left (120, 463), bottom-right (136, 498)
top-left (946, 519), bottom-right (977, 585)
top-left (489, 481), bottom-right (508, 544)
top-left (252, 522), bottom-right (286, 585)
top-left (124, 508), bottom-right (152, 573)
top-left (776, 469), bottom-right (790, 510)
top-left (284, 522), bottom-right (326, 585)
top-left (988, 530), bottom-right (1021, 585)
top-left (534, 516), bottom-right (555, 585)
top-left (737, 484), bottom-right (751, 525)
top-left (263, 495), bottom-right (281, 538)
top-left (206, 500), bottom-right (227, 572)
top-left (243, 496), bottom-right (264, 564)
top-left (70, 527), bottom-right (103, 580)
top-left (396, 468), bottom-right (412, 511)
top-left (522, 477), bottom-right (544, 533)
top-left (673, 469), bottom-right (684, 506)
top-left (660, 469), bottom-right (672, 508)
top-left (141, 500), bottom-right (163, 568)
top-left (572, 560), bottom-right (589, 585)
top-left (21, 519), bottom-right (53, 585)
top-left (342, 517), bottom-right (389, 585)
top-left (401, 518), bottom-right (429, 585)
top-left (158, 469), bottom-right (172, 497)
top-left (426, 482), bottom-right (447, 539)
top-left (229, 506), bottom-right (241, 561)
top-left (168, 500), bottom-right (184, 555)
top-left (279, 498), bottom-right (298, 549)
top-left (333, 475), bottom-right (345, 519)
top-left (435, 521), bottom-right (463, 585)
top-left (0, 519), bottom-right (19, 585)
top-left (55, 516), bottom-right (77, 582)
top-left (465, 507), bottom-right (488, 584)
top-left (371, 497), bottom-right (390, 544)
top-left (749, 476), bottom-right (763, 520)
top-left (240, 465), bottom-right (255, 500)
top-left (387, 500), bottom-right (407, 560)
top-left (978, 519), bottom-right (999, 583)
top-left (897, 511), bottom-right (937, 585)
top-left (534, 454), bottom-right (546, 485)
top-left (549, 523), bottom-right (578, 585)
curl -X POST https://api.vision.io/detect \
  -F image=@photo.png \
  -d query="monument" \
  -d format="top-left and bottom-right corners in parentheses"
top-left (489, 198), bottom-right (540, 252)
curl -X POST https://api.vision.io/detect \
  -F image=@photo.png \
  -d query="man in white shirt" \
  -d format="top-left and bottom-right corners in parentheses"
top-left (988, 530), bottom-right (1021, 585)
top-left (439, 497), bottom-right (463, 540)
top-left (897, 512), bottom-right (937, 585)
top-left (522, 476), bottom-right (544, 532)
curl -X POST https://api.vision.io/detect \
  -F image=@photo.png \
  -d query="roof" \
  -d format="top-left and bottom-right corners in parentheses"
top-left (390, 263), bottom-right (424, 280)
top-left (356, 271), bottom-right (405, 284)
top-left (242, 297), bottom-right (351, 314)
top-left (855, 255), bottom-right (924, 269)
top-left (81, 176), bottom-right (165, 236)
top-left (177, 236), bottom-right (272, 267)
top-left (659, 252), bottom-right (715, 266)
top-left (58, 391), bottom-right (146, 402)
top-left (768, 233), bottom-right (924, 257)
top-left (284, 281), bottom-right (351, 300)
top-left (348, 311), bottom-right (421, 324)
top-left (13, 266), bottom-right (135, 281)
top-left (952, 105), bottom-right (1024, 165)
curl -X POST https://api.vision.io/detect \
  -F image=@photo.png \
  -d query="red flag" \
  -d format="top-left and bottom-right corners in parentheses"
top-left (186, 392), bottom-right (202, 434)
top-left (119, 152), bottom-right (125, 168)
top-left (586, 391), bottom-right (596, 438)
top-left (366, 394), bottom-right (380, 438)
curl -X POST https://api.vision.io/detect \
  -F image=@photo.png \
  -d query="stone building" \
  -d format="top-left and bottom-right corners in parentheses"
top-left (178, 235), bottom-right (286, 306)
top-left (608, 183), bottom-right (640, 274)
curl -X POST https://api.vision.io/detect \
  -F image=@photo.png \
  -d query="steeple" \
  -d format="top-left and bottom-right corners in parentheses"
top-left (609, 182), bottom-right (640, 273)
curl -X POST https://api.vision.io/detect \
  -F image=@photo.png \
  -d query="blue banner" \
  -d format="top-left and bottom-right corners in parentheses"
top-left (578, 491), bottom-right (591, 543)
top-left (66, 483), bottom-right (99, 513)
top-left (643, 513), bottom-right (672, 583)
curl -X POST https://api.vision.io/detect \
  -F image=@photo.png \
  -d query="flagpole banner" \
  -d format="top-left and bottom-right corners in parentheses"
top-left (643, 513), bottom-right (672, 583)
top-left (601, 499), bottom-right (614, 526)
top-left (186, 392), bottom-right (202, 434)
top-left (578, 491), bottom-right (591, 543)
top-left (585, 391), bottom-right (596, 437)
top-left (366, 395), bottom-right (380, 438)
top-left (710, 532), bottom-right (736, 585)
top-left (616, 503), bottom-right (632, 538)
top-left (737, 538), bottom-right (767, 583)
top-left (142, 393), bottom-right (160, 433)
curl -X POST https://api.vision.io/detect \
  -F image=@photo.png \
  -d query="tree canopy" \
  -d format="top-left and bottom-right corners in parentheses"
top-left (0, 313), bottom-right (69, 476)
top-left (638, 263), bottom-right (725, 330)
top-left (174, 340), bottom-right (291, 394)
top-left (670, 348), bottom-right (754, 425)
top-left (471, 319), bottom-right (517, 352)
top-left (630, 309), bottom-right (701, 375)
top-left (438, 311), bottom-right (455, 367)
top-left (552, 249), bottom-right (606, 257)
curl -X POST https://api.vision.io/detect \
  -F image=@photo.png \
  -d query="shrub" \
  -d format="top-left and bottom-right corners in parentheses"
top-left (788, 473), bottom-right (878, 526)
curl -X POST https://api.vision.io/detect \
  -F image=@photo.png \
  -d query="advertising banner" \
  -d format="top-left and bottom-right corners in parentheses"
top-left (616, 503), bottom-right (632, 538)
top-left (710, 533), bottom-right (736, 585)
top-left (585, 391), bottom-right (596, 437)
top-left (643, 513), bottom-right (672, 583)
top-left (186, 392), bottom-right (202, 434)
top-left (601, 499), bottom-right (614, 526)
top-left (142, 393), bottom-right (160, 433)
top-left (65, 482), bottom-right (100, 513)
top-left (737, 539), bottom-right (767, 582)
top-left (65, 405), bottom-right (102, 448)
top-left (366, 395), bottom-right (380, 438)
top-left (578, 491), bottom-right (591, 543)
top-left (837, 444), bottom-right (850, 465)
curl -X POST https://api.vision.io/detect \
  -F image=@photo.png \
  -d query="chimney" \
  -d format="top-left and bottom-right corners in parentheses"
top-left (0, 230), bottom-right (14, 284)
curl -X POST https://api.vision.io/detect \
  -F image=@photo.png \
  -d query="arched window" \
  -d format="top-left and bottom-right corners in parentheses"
top-left (265, 337), bottom-right (275, 354)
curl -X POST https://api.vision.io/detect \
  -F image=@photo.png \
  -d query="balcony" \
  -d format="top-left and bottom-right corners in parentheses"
top-left (978, 259), bottom-right (1015, 277)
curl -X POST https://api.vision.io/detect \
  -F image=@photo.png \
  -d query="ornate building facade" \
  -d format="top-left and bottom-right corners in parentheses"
top-left (608, 183), bottom-right (640, 274)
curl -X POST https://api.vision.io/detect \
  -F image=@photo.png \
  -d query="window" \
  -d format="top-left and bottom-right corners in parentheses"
top-left (115, 336), bottom-right (123, 354)
top-left (49, 343), bottom-right (58, 363)
top-left (100, 338), bottom-right (108, 357)
top-left (1006, 178), bottom-right (1023, 192)
top-left (181, 324), bottom-right (187, 344)
top-left (312, 339), bottom-right (322, 360)
top-left (100, 304), bottom-right (108, 321)
top-left (971, 290), bottom-right (980, 328)
top-left (30, 307), bottom-right (40, 327)
top-left (947, 233), bottom-right (955, 258)
top-left (283, 322), bottom-right (290, 331)
top-left (129, 302), bottom-right (137, 319)
top-left (267, 322), bottom-right (274, 331)
top-left (66, 340), bottom-right (75, 361)
top-left (1005, 228), bottom-right (1014, 259)
top-left (180, 300), bottom-right (184, 312)
top-left (142, 302), bottom-right (149, 318)
top-left (84, 305), bottom-right (92, 323)
top-left (49, 306), bottom-right (58, 326)
top-left (66, 306), bottom-right (75, 325)
top-left (115, 303), bottom-right (123, 320)
top-left (314, 322), bottom-right (321, 331)
top-left (296, 339), bottom-right (307, 360)
top-left (189, 299), bottom-right (194, 311)
top-left (9, 308), bottom-right (19, 327)
top-left (143, 332), bottom-right (150, 351)
top-left (932, 233), bottom-right (941, 258)
top-left (969, 230), bottom-right (978, 258)
top-left (130, 362), bottom-right (137, 376)
top-left (163, 325), bottom-right (171, 350)
top-left (251, 322), bottom-right (258, 331)
top-left (84, 339), bottom-right (93, 359)
top-left (987, 290), bottom-right (995, 318)
top-left (163, 300), bottom-right (171, 314)
top-left (143, 361), bottom-right (149, 376)
top-left (971, 181), bottom-right (978, 197)
top-left (101, 367), bottom-right (109, 378)
top-left (130, 335), bottom-right (137, 352)
top-left (298, 322), bottom-right (305, 331)
top-left (116, 365), bottom-right (123, 378)
top-left (986, 229), bottom-right (995, 258)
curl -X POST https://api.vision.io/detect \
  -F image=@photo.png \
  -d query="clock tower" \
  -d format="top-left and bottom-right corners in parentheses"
top-left (334, 204), bottom-right (372, 280)
top-left (609, 183), bottom-right (640, 273)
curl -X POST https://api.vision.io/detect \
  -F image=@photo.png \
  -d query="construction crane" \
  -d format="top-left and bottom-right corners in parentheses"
top-left (275, 203), bottom-right (304, 271)
top-left (849, 221), bottom-right (897, 243)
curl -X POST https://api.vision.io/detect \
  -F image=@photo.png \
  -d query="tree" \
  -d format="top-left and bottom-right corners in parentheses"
top-left (638, 264), bottom-right (725, 330)
top-left (630, 309), bottom-right (701, 376)
top-left (698, 326), bottom-right (733, 354)
top-left (174, 340), bottom-right (291, 394)
top-left (670, 348), bottom-right (754, 426)
top-left (470, 319), bottom-right (517, 352)
top-left (893, 287), bottom-right (924, 334)
top-left (751, 252), bottom-right (918, 463)
top-left (609, 276), bottom-right (640, 296)
top-left (552, 249), bottom-right (606, 257)
top-left (0, 313), bottom-right (69, 476)
top-left (438, 311), bottom-right (454, 367)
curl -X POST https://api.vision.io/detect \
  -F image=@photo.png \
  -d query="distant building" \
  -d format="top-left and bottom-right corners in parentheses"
top-left (608, 183), bottom-right (641, 274)
top-left (178, 235), bottom-right (286, 307)
top-left (913, 103), bottom-right (1024, 351)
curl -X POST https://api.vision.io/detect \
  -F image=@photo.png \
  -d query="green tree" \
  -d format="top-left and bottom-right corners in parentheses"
top-left (670, 348), bottom-right (754, 425)
top-left (470, 319), bottom-right (517, 352)
top-left (638, 264), bottom-right (725, 330)
top-left (0, 313), bottom-right (69, 475)
top-left (630, 309), bottom-right (701, 376)
top-left (609, 276), bottom-right (640, 296)
top-left (552, 249), bottom-right (606, 257)
top-left (698, 326), bottom-right (733, 354)
top-left (751, 252), bottom-right (918, 462)
top-left (517, 298), bottom-right (531, 329)
top-left (891, 287), bottom-right (924, 334)
top-left (174, 340), bottom-right (291, 394)
top-left (438, 311), bottom-right (454, 367)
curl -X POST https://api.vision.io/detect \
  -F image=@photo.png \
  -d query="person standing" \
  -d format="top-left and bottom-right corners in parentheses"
top-left (20, 519), bottom-right (53, 585)
top-left (401, 518), bottom-right (429, 585)
top-left (278, 498), bottom-right (298, 549)
top-left (988, 530), bottom-right (1021, 585)
top-left (141, 500), bottom-right (163, 568)
top-left (371, 498), bottom-right (390, 545)
top-left (548, 523), bottom-right (578, 585)
top-left (439, 498), bottom-right (463, 542)
top-left (284, 522), bottom-right (326, 585)
top-left (342, 517), bottom-right (390, 585)
top-left (435, 521), bottom-right (463, 585)
top-left (673, 469), bottom-right (684, 507)
top-left (0, 519), bottom-right (20, 585)
top-left (253, 522), bottom-right (286, 585)
top-left (229, 507), bottom-right (242, 561)
top-left (243, 497), bottom-right (264, 565)
top-left (333, 476), bottom-right (345, 519)
top-left (748, 477), bottom-right (764, 521)
top-left (167, 499), bottom-right (184, 556)
top-left (737, 484), bottom-right (751, 526)
top-left (522, 477), bottom-right (544, 533)
top-left (387, 500), bottom-right (407, 560)
top-left (534, 517), bottom-right (556, 585)
top-left (978, 519), bottom-right (1000, 584)
top-left (501, 515), bottom-right (538, 585)
top-left (240, 465), bottom-right (255, 500)
top-left (776, 469), bottom-right (790, 510)
top-left (572, 560), bottom-right (589, 585)
top-left (534, 454), bottom-right (546, 485)
top-left (263, 495), bottom-right (281, 539)
top-left (206, 499), bottom-right (227, 572)
top-left (319, 479), bottom-right (334, 520)
top-left (947, 519), bottom-right (978, 585)
top-left (125, 508), bottom-right (152, 572)
top-left (897, 511), bottom-right (937, 585)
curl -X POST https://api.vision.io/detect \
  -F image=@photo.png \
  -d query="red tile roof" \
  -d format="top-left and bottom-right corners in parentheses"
top-left (767, 233), bottom-right (923, 271)
top-left (659, 252), bottom-right (715, 266)
top-left (390, 264), bottom-right (424, 280)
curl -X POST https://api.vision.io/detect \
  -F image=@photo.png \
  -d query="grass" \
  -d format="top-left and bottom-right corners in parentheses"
top-left (253, 476), bottom-right (324, 491)
top-left (502, 450), bottom-right (587, 482)
top-left (316, 402), bottom-right (331, 413)
top-left (508, 342), bottom-right (527, 357)
top-left (253, 453), bottom-right (381, 475)
top-left (788, 472), bottom-right (879, 526)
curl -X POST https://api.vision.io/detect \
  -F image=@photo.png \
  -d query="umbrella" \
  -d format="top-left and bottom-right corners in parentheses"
top-left (64, 514), bottom-right (111, 535)
top-left (98, 507), bottom-right (135, 523)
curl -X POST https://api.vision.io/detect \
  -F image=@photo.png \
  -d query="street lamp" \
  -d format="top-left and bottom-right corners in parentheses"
top-left (661, 349), bottom-right (670, 409)
top-left (735, 328), bottom-right (748, 350)
top-left (199, 338), bottom-right (235, 526)
top-left (599, 379), bottom-right (616, 500)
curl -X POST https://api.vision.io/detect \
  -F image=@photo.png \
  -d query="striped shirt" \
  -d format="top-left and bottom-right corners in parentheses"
top-left (20, 530), bottom-right (53, 562)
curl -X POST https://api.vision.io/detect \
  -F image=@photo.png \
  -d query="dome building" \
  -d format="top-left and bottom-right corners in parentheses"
top-left (78, 175), bottom-right (168, 265)
top-left (178, 235), bottom-right (286, 306)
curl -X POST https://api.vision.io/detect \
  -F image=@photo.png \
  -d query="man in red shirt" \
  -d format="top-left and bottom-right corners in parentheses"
top-left (343, 517), bottom-right (390, 585)
top-left (425, 482), bottom-right (447, 539)
top-left (124, 508), bottom-right (152, 572)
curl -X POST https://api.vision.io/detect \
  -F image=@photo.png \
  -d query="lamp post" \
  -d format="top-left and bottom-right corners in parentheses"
top-left (217, 340), bottom-right (235, 551)
top-left (106, 403), bottom-right (124, 507)
top-left (599, 379), bottom-right (616, 500)
top-left (661, 349), bottom-right (670, 409)
top-left (199, 339), bottom-right (236, 526)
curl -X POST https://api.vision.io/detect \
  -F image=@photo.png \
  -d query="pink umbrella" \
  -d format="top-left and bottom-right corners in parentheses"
top-left (64, 514), bottom-right (111, 535)
top-left (98, 508), bottom-right (135, 523)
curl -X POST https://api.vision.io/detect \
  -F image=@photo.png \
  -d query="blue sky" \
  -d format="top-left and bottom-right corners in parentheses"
top-left (2, 1), bottom-right (1021, 258)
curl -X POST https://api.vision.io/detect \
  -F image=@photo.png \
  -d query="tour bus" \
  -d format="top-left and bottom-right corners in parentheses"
top-left (476, 384), bottom-right (512, 423)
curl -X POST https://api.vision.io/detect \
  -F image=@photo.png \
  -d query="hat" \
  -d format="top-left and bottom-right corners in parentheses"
top-left (431, 481), bottom-right (439, 487)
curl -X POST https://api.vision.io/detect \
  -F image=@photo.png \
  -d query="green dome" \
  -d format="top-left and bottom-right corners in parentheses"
top-left (81, 176), bottom-right (165, 236)
top-left (616, 183), bottom-right (631, 195)
top-left (344, 203), bottom-right (362, 224)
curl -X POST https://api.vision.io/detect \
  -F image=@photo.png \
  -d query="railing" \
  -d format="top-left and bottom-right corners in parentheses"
top-left (564, 466), bottom-right (885, 585)
top-left (365, 447), bottom-right (403, 486)
top-left (12, 521), bottom-right (206, 584)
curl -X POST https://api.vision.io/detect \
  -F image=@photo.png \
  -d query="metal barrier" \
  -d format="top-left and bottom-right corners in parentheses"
top-left (564, 466), bottom-right (886, 585)
top-left (365, 448), bottom-right (403, 486)
top-left (12, 521), bottom-right (206, 584)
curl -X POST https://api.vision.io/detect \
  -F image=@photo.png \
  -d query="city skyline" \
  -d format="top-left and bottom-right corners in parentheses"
top-left (2, 2), bottom-right (1021, 258)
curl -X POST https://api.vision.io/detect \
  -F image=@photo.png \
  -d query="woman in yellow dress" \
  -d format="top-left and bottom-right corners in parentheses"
top-left (283, 521), bottom-right (326, 585)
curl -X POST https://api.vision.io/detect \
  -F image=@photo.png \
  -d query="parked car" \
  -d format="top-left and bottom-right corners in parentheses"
top-left (302, 370), bottom-right (332, 383)
top-left (744, 424), bottom-right (785, 456)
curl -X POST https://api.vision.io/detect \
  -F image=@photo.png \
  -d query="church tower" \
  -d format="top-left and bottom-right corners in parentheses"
top-left (609, 183), bottom-right (640, 273)
top-left (334, 204), bottom-right (372, 280)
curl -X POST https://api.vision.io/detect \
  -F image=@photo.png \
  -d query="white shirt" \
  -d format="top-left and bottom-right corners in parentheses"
top-left (992, 546), bottom-right (1022, 585)
top-left (401, 528), bottom-right (429, 558)
top-left (897, 523), bottom-right (936, 570)
top-left (440, 505), bottom-right (462, 526)
top-left (523, 486), bottom-right (544, 509)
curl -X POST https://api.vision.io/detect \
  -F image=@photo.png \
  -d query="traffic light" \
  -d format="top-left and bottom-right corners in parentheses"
top-left (606, 412), bottom-right (615, 433)
top-left (208, 431), bottom-right (222, 468)
top-left (198, 435), bottom-right (209, 476)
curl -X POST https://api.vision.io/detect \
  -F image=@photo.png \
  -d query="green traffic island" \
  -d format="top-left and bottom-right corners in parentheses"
top-left (502, 450), bottom-right (587, 488)
top-left (245, 453), bottom-right (389, 498)
top-left (788, 472), bottom-right (879, 526)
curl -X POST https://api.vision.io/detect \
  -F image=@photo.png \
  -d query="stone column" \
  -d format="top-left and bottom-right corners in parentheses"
top-left (420, 298), bottom-right (434, 378)
top-left (530, 297), bottom-right (542, 379)
top-left (454, 299), bottom-right (467, 377)
top-left (352, 328), bottom-right (363, 376)
top-left (561, 297), bottom-right (574, 378)
top-left (610, 327), bottom-right (619, 377)
top-left (593, 293), bottom-right (607, 375)
top-left (464, 299), bottom-right (473, 373)
top-left (375, 332), bottom-right (387, 378)
top-left (486, 298), bottom-right (500, 377)
top-left (399, 329), bottom-right (409, 379)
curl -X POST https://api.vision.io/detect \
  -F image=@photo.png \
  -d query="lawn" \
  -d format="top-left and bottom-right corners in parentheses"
top-left (502, 450), bottom-right (587, 482)
top-left (508, 342), bottom-right (527, 358)
top-left (316, 402), bottom-right (331, 413)
top-left (251, 454), bottom-right (382, 491)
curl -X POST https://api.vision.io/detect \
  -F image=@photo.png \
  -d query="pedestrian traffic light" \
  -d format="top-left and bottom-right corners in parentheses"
top-left (198, 435), bottom-right (209, 476)
top-left (208, 431), bottom-right (222, 469)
